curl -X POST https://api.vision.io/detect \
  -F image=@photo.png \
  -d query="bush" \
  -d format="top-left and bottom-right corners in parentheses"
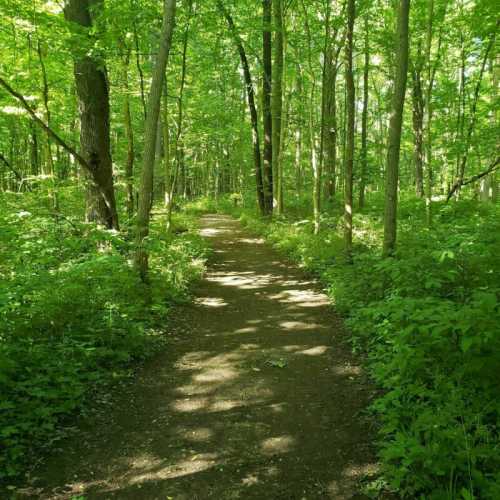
top-left (218, 195), bottom-right (500, 499)
top-left (0, 189), bottom-right (208, 480)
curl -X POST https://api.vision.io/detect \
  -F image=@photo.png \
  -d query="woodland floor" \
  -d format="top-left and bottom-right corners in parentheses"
top-left (18, 214), bottom-right (378, 500)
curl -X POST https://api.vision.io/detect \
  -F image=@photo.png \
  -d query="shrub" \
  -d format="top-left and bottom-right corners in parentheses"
top-left (0, 190), bottom-right (208, 480)
top-left (218, 196), bottom-right (500, 499)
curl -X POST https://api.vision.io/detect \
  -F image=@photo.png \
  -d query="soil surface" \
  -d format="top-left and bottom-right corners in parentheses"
top-left (19, 214), bottom-right (377, 499)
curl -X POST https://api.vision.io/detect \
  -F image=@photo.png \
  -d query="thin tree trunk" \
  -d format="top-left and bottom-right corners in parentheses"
top-left (166, 0), bottom-right (192, 232)
top-left (217, 1), bottom-right (266, 214)
top-left (162, 81), bottom-right (171, 208)
top-left (344, 0), bottom-right (355, 257)
top-left (294, 66), bottom-right (303, 197)
top-left (135, 0), bottom-right (176, 281)
top-left (121, 43), bottom-right (135, 219)
top-left (272, 0), bottom-right (284, 213)
top-left (382, 0), bottom-right (410, 256)
top-left (301, 0), bottom-right (320, 233)
top-left (37, 40), bottom-right (58, 209)
top-left (411, 61), bottom-right (425, 197)
top-left (262, 0), bottom-right (274, 215)
top-left (133, 21), bottom-right (147, 120)
top-left (30, 122), bottom-right (39, 177)
top-left (359, 17), bottom-right (369, 208)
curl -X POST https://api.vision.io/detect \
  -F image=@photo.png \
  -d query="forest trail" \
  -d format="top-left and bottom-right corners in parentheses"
top-left (23, 214), bottom-right (376, 500)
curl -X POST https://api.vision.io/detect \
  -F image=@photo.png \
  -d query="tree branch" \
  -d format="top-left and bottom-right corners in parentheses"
top-left (446, 156), bottom-right (500, 201)
top-left (0, 152), bottom-right (23, 181)
top-left (0, 76), bottom-right (91, 172)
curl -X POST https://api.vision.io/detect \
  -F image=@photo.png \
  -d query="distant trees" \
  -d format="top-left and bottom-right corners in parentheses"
top-left (0, 0), bottom-right (498, 260)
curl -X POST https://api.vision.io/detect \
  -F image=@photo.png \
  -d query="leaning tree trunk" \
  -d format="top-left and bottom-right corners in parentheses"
top-left (64, 0), bottom-right (119, 229)
top-left (135, 0), bottom-right (177, 281)
top-left (262, 0), bottom-right (274, 215)
top-left (217, 1), bottom-right (265, 214)
top-left (382, 0), bottom-right (410, 257)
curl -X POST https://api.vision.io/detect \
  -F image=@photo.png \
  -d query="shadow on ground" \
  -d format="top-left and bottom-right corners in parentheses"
top-left (18, 214), bottom-right (377, 500)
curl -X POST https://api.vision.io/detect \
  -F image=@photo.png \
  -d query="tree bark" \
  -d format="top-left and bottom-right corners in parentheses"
top-left (166, 0), bottom-right (192, 231)
top-left (135, 0), bottom-right (177, 281)
top-left (262, 0), bottom-right (273, 215)
top-left (37, 40), bottom-right (58, 209)
top-left (64, 0), bottom-right (119, 229)
top-left (344, 0), bottom-right (355, 257)
top-left (217, 1), bottom-right (265, 214)
top-left (411, 61), bottom-right (425, 197)
top-left (272, 0), bottom-right (284, 214)
top-left (383, 0), bottom-right (410, 257)
top-left (358, 17), bottom-right (369, 208)
top-left (120, 42), bottom-right (135, 219)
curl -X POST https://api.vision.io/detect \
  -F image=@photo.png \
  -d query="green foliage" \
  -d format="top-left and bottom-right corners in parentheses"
top-left (0, 189), bottom-right (208, 480)
top-left (217, 195), bottom-right (500, 499)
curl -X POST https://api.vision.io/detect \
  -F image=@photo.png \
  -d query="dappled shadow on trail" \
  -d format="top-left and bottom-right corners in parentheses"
top-left (20, 214), bottom-right (377, 499)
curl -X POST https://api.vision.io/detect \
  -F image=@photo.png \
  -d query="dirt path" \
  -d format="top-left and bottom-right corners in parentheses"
top-left (22, 214), bottom-right (377, 499)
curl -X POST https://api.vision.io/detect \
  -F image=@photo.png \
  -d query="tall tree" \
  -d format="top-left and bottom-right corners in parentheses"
top-left (118, 37), bottom-right (135, 219)
top-left (218, 1), bottom-right (266, 214)
top-left (135, 0), bottom-right (177, 281)
top-left (382, 0), bottom-right (410, 256)
top-left (322, 5), bottom-right (345, 203)
top-left (165, 0), bottom-right (193, 231)
top-left (410, 49), bottom-right (425, 198)
top-left (272, 0), bottom-right (284, 214)
top-left (344, 0), bottom-right (355, 257)
top-left (358, 16), bottom-right (369, 208)
top-left (262, 0), bottom-right (273, 215)
top-left (300, 0), bottom-right (321, 234)
top-left (64, 0), bottom-right (119, 229)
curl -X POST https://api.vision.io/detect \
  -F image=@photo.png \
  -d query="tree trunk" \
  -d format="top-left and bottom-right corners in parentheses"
top-left (272, 0), bottom-right (284, 214)
top-left (262, 0), bottom-right (273, 215)
top-left (166, 1), bottom-right (192, 232)
top-left (382, 0), bottom-right (410, 257)
top-left (217, 1), bottom-right (265, 214)
top-left (411, 63), bottom-right (425, 198)
top-left (64, 0), bottom-right (119, 229)
top-left (344, 0), bottom-right (355, 257)
top-left (37, 40), bottom-right (58, 209)
top-left (135, 0), bottom-right (177, 281)
top-left (121, 43), bottom-right (135, 219)
top-left (359, 17), bottom-right (369, 208)
top-left (162, 81), bottom-right (171, 209)
top-left (323, 59), bottom-right (339, 201)
top-left (30, 122), bottom-right (39, 177)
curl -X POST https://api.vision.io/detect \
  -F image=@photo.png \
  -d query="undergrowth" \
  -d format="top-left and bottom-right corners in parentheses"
top-left (0, 188), bottom-right (208, 483)
top-left (188, 194), bottom-right (500, 499)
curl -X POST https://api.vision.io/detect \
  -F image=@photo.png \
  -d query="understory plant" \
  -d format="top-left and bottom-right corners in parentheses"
top-left (203, 194), bottom-right (500, 499)
top-left (0, 189), bottom-right (208, 481)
